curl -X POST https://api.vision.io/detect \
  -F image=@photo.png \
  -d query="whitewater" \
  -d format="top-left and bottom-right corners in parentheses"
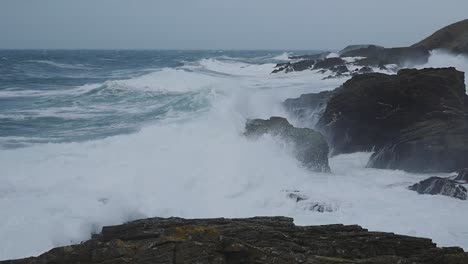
top-left (0, 50), bottom-right (467, 260)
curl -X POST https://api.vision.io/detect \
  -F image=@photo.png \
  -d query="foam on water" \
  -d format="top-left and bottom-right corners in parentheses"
top-left (416, 50), bottom-right (468, 88)
top-left (0, 52), bottom-right (468, 260)
top-left (272, 52), bottom-right (291, 61)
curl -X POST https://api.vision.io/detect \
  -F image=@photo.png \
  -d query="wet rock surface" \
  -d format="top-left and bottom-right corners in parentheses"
top-left (274, 19), bottom-right (468, 77)
top-left (244, 117), bottom-right (330, 172)
top-left (3, 217), bottom-right (467, 264)
top-left (315, 67), bottom-right (468, 173)
top-left (409, 177), bottom-right (468, 200)
top-left (340, 46), bottom-right (430, 66)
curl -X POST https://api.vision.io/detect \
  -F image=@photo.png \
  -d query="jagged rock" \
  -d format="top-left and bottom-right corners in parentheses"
top-left (413, 19), bottom-right (468, 55)
top-left (285, 191), bottom-right (338, 212)
top-left (283, 90), bottom-right (336, 124)
top-left (286, 192), bottom-right (309, 202)
top-left (358, 66), bottom-right (374, 73)
top-left (316, 67), bottom-right (468, 173)
top-left (272, 57), bottom-right (348, 76)
top-left (313, 57), bottom-right (346, 70)
top-left (341, 45), bottom-right (430, 67)
top-left (307, 202), bottom-right (337, 213)
top-left (455, 168), bottom-right (468, 183)
top-left (331, 65), bottom-right (349, 74)
top-left (409, 177), bottom-right (467, 200)
top-left (244, 117), bottom-right (330, 172)
top-left (3, 217), bottom-right (468, 264)
top-left (339, 44), bottom-right (385, 55)
top-left (271, 59), bottom-right (316, 73)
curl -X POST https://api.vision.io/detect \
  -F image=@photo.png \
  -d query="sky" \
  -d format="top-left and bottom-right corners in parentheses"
top-left (1, 0), bottom-right (468, 50)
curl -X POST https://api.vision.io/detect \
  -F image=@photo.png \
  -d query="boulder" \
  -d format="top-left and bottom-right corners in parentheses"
top-left (4, 217), bottom-right (468, 264)
top-left (413, 19), bottom-right (468, 55)
top-left (316, 67), bottom-right (468, 173)
top-left (409, 177), bottom-right (467, 200)
top-left (245, 117), bottom-right (330, 172)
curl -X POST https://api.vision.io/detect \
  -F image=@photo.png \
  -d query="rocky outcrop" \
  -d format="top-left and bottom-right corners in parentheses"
top-left (3, 217), bottom-right (467, 264)
top-left (340, 46), bottom-right (430, 66)
top-left (244, 117), bottom-right (330, 172)
top-left (314, 67), bottom-right (468, 173)
top-left (272, 46), bottom-right (429, 77)
top-left (285, 191), bottom-right (338, 212)
top-left (409, 177), bottom-right (467, 200)
top-left (413, 19), bottom-right (468, 55)
top-left (275, 19), bottom-right (468, 76)
top-left (313, 57), bottom-right (346, 70)
top-left (272, 60), bottom-right (316, 73)
top-left (339, 44), bottom-right (384, 55)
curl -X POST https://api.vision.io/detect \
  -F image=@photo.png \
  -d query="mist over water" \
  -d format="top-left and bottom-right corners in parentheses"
top-left (0, 50), bottom-right (468, 260)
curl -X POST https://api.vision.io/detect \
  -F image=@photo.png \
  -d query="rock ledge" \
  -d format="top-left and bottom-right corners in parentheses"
top-left (3, 216), bottom-right (467, 264)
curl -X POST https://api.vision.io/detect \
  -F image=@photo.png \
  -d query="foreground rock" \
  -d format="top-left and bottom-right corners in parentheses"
top-left (314, 67), bottom-right (468, 173)
top-left (409, 177), bottom-right (468, 200)
top-left (413, 19), bottom-right (468, 55)
top-left (3, 217), bottom-right (468, 264)
top-left (245, 117), bottom-right (330, 172)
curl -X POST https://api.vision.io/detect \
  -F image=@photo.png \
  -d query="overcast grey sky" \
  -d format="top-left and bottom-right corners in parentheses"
top-left (1, 0), bottom-right (467, 50)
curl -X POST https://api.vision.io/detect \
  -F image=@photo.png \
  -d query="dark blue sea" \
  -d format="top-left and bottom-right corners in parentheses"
top-left (0, 50), bottom-right (311, 148)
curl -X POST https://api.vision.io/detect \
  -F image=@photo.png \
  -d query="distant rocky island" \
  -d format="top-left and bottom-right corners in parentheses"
top-left (3, 19), bottom-right (468, 264)
top-left (272, 19), bottom-right (468, 79)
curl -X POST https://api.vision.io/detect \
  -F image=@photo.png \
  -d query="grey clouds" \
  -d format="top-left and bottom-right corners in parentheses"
top-left (1, 0), bottom-right (467, 50)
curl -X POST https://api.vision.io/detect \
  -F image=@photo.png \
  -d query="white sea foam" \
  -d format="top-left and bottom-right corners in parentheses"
top-left (417, 50), bottom-right (468, 88)
top-left (1, 54), bottom-right (468, 260)
top-left (0, 84), bottom-right (101, 98)
top-left (272, 52), bottom-right (291, 61)
top-left (27, 60), bottom-right (98, 70)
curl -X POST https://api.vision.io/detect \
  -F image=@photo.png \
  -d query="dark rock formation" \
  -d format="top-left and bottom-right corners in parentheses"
top-left (244, 117), bottom-right (330, 172)
top-left (273, 46), bottom-right (429, 76)
top-left (313, 57), bottom-right (346, 70)
top-left (285, 191), bottom-right (338, 213)
top-left (339, 44), bottom-right (384, 55)
top-left (413, 19), bottom-right (468, 55)
top-left (455, 168), bottom-right (468, 183)
top-left (275, 19), bottom-right (468, 76)
top-left (3, 217), bottom-right (468, 264)
top-left (409, 177), bottom-right (467, 200)
top-left (315, 67), bottom-right (468, 173)
top-left (272, 59), bottom-right (316, 73)
top-left (341, 46), bottom-right (430, 67)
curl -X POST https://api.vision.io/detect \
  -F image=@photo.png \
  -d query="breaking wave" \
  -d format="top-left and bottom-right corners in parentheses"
top-left (0, 51), bottom-right (467, 260)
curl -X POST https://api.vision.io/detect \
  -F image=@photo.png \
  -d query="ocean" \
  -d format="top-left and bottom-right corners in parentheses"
top-left (0, 49), bottom-right (467, 260)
